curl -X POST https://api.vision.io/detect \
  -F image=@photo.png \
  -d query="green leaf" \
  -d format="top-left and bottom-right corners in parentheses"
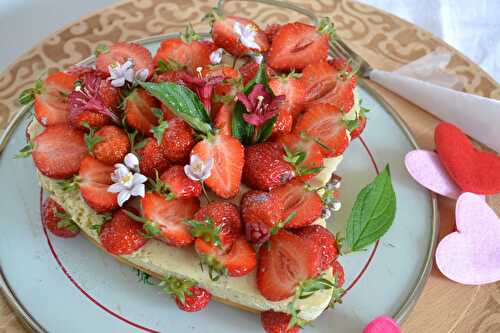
top-left (346, 165), bottom-right (396, 252)
top-left (140, 82), bottom-right (213, 135)
top-left (82, 121), bottom-right (104, 154)
top-left (343, 118), bottom-right (359, 132)
top-left (256, 116), bottom-right (276, 143)
top-left (231, 102), bottom-right (254, 144)
top-left (244, 61), bottom-right (268, 92)
top-left (94, 44), bottom-right (109, 57)
top-left (124, 209), bottom-right (162, 238)
top-left (317, 17), bottom-right (337, 40)
top-left (150, 108), bottom-right (169, 144)
top-left (14, 140), bottom-right (35, 158)
top-left (56, 175), bottom-right (81, 192)
top-left (184, 217), bottom-right (223, 249)
top-left (270, 211), bottom-right (297, 236)
top-left (181, 23), bottom-right (202, 44)
top-left (149, 170), bottom-right (175, 200)
top-left (136, 269), bottom-right (154, 285)
top-left (18, 78), bottom-right (43, 105)
top-left (159, 275), bottom-right (197, 304)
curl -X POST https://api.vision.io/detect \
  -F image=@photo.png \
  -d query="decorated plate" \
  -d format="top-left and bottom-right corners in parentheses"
top-left (0, 2), bottom-right (437, 333)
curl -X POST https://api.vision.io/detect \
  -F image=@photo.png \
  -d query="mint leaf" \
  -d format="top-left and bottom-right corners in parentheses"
top-left (140, 82), bottom-right (213, 135)
top-left (346, 165), bottom-right (396, 252)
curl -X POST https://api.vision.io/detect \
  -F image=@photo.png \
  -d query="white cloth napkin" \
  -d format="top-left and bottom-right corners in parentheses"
top-left (368, 50), bottom-right (500, 153)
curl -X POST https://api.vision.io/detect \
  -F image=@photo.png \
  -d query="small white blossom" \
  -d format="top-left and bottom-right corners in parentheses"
top-left (108, 153), bottom-right (147, 206)
top-left (184, 155), bottom-right (213, 182)
top-left (210, 48), bottom-right (224, 64)
top-left (108, 59), bottom-right (134, 87)
top-left (233, 22), bottom-right (260, 50)
top-left (332, 201), bottom-right (342, 211)
top-left (135, 68), bottom-right (149, 82)
top-left (252, 54), bottom-right (263, 64)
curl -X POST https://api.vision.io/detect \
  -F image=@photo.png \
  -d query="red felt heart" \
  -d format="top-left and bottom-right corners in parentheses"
top-left (435, 122), bottom-right (500, 195)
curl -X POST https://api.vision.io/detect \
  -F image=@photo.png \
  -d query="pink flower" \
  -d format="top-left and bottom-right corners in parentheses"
top-left (177, 68), bottom-right (224, 115)
top-left (235, 84), bottom-right (285, 127)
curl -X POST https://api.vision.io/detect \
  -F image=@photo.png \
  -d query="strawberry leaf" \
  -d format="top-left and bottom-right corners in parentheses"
top-left (345, 165), bottom-right (396, 252)
top-left (256, 116), bottom-right (277, 143)
top-left (14, 140), bottom-right (36, 159)
top-left (150, 108), bottom-right (169, 145)
top-left (140, 82), bottom-right (213, 135)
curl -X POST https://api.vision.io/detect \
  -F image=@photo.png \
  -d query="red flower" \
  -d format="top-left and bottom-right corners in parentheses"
top-left (178, 71), bottom-right (224, 115)
top-left (235, 84), bottom-right (285, 127)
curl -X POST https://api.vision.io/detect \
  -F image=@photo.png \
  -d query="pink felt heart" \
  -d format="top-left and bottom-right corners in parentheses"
top-left (436, 192), bottom-right (500, 285)
top-left (363, 316), bottom-right (400, 333)
top-left (405, 150), bottom-right (461, 199)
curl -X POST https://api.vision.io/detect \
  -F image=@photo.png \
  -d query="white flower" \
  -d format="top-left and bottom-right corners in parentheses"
top-left (210, 48), bottom-right (224, 64)
top-left (135, 68), bottom-right (149, 82)
top-left (233, 21), bottom-right (260, 50)
top-left (108, 153), bottom-right (147, 206)
top-left (184, 155), bottom-right (213, 182)
top-left (107, 59), bottom-right (148, 87)
top-left (252, 54), bottom-right (263, 64)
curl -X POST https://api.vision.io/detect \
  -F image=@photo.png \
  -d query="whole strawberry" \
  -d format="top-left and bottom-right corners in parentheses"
top-left (261, 310), bottom-right (301, 333)
top-left (243, 142), bottom-right (295, 191)
top-left (99, 209), bottom-right (149, 255)
top-left (332, 260), bottom-right (345, 287)
top-left (159, 165), bottom-right (202, 199)
top-left (42, 198), bottom-right (79, 238)
top-left (160, 275), bottom-right (211, 312)
top-left (136, 138), bottom-right (170, 179)
top-left (93, 125), bottom-right (130, 165)
top-left (160, 117), bottom-right (195, 164)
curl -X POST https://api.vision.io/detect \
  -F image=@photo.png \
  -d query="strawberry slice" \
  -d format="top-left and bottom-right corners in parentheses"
top-left (124, 88), bottom-right (160, 135)
top-left (79, 155), bottom-right (119, 213)
top-left (195, 236), bottom-right (257, 278)
top-left (261, 310), bottom-right (300, 333)
top-left (160, 165), bottom-right (202, 199)
top-left (213, 103), bottom-right (233, 136)
top-left (96, 42), bottom-right (154, 79)
top-left (274, 133), bottom-right (323, 181)
top-left (257, 230), bottom-right (320, 301)
top-left (211, 16), bottom-right (269, 56)
top-left (269, 76), bottom-right (306, 119)
top-left (42, 198), bottom-right (79, 238)
top-left (34, 71), bottom-right (77, 126)
top-left (191, 134), bottom-right (244, 199)
top-left (99, 209), bottom-right (149, 255)
top-left (294, 104), bottom-right (349, 157)
top-left (294, 225), bottom-right (338, 273)
top-left (267, 22), bottom-right (328, 71)
top-left (141, 192), bottom-right (199, 247)
top-left (271, 179), bottom-right (322, 229)
top-left (153, 39), bottom-right (211, 74)
top-left (32, 125), bottom-right (88, 179)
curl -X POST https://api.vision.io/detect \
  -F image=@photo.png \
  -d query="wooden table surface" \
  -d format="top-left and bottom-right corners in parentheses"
top-left (0, 0), bottom-right (499, 332)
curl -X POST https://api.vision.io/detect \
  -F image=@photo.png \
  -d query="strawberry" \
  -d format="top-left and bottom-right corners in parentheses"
top-left (243, 142), bottom-right (295, 191)
top-left (294, 225), bottom-right (338, 272)
top-left (300, 60), bottom-right (356, 112)
top-left (274, 133), bottom-right (323, 181)
top-left (268, 76), bottom-right (306, 119)
top-left (141, 192), bottom-right (199, 246)
top-left (331, 260), bottom-right (345, 287)
top-left (42, 198), bottom-right (79, 238)
top-left (136, 138), bottom-right (170, 178)
top-left (159, 165), bottom-right (202, 199)
top-left (191, 201), bottom-right (242, 251)
top-left (34, 71), bottom-right (77, 126)
top-left (175, 286), bottom-right (211, 312)
top-left (239, 61), bottom-right (277, 86)
top-left (191, 134), bottom-right (244, 199)
top-left (241, 190), bottom-right (284, 245)
top-left (271, 107), bottom-right (293, 138)
top-left (160, 117), bottom-right (195, 164)
top-left (32, 125), bottom-right (88, 179)
top-left (95, 42), bottom-right (154, 80)
top-left (210, 15), bottom-right (269, 56)
top-left (261, 310), bottom-right (300, 333)
top-left (98, 79), bottom-right (121, 109)
top-left (263, 23), bottom-right (282, 43)
top-left (271, 179), bottom-right (322, 229)
top-left (99, 209), bottom-right (148, 255)
top-left (257, 230), bottom-right (320, 301)
top-left (195, 236), bottom-right (257, 278)
top-left (349, 114), bottom-right (366, 140)
top-left (69, 110), bottom-right (112, 131)
top-left (93, 125), bottom-right (130, 165)
top-left (213, 103), bottom-right (233, 136)
top-left (154, 39), bottom-right (211, 74)
top-left (79, 155), bottom-right (119, 213)
top-left (294, 104), bottom-right (349, 157)
top-left (124, 88), bottom-right (160, 135)
top-left (267, 22), bottom-right (328, 71)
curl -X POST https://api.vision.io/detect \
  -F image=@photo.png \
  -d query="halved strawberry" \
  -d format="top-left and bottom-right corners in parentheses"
top-left (267, 22), bottom-right (328, 71)
top-left (263, 23), bottom-right (282, 43)
top-left (271, 107), bottom-right (293, 139)
top-left (271, 179), bottom-right (322, 229)
top-left (96, 42), bottom-right (154, 79)
top-left (42, 198), bottom-right (79, 238)
top-left (211, 16), bottom-right (269, 56)
top-left (141, 192), bottom-right (199, 247)
top-left (79, 155), bottom-right (119, 213)
top-left (160, 117), bottom-right (195, 164)
top-left (213, 103), bottom-right (233, 136)
top-left (294, 225), bottom-right (338, 273)
top-left (93, 125), bottom-right (130, 165)
top-left (195, 236), bottom-right (257, 278)
top-left (99, 209), bottom-right (148, 255)
top-left (294, 104), bottom-right (349, 157)
top-left (242, 142), bottom-right (294, 191)
top-left (257, 230), bottom-right (320, 301)
top-left (136, 138), bottom-right (170, 179)
top-left (191, 201), bottom-right (242, 251)
top-left (191, 134), bottom-right (244, 199)
top-left (261, 310), bottom-right (300, 333)
top-left (32, 125), bottom-right (88, 179)
top-left (34, 71), bottom-right (77, 126)
top-left (269, 76), bottom-right (306, 119)
top-left (124, 88), bottom-right (160, 135)
top-left (274, 133), bottom-right (323, 182)
top-left (154, 39), bottom-right (211, 74)
top-left (241, 190), bottom-right (284, 245)
top-left (238, 61), bottom-right (277, 86)
top-left (160, 165), bottom-right (202, 199)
